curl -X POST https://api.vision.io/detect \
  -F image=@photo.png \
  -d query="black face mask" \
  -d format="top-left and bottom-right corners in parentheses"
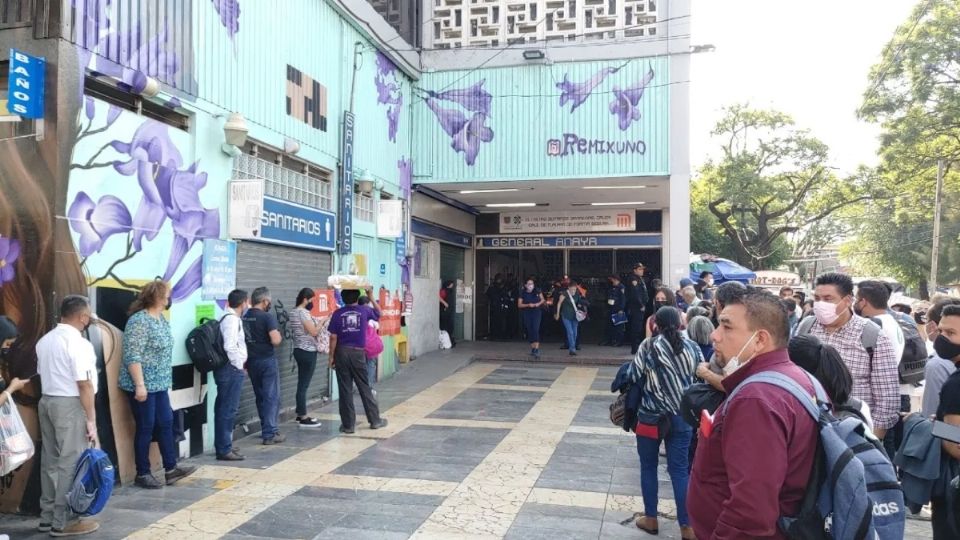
top-left (654, 301), bottom-right (666, 310)
top-left (305, 302), bottom-right (314, 311)
top-left (934, 335), bottom-right (960, 361)
top-left (0, 347), bottom-right (10, 357)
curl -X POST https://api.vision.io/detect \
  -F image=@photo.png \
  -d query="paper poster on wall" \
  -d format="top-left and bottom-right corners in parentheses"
top-left (462, 286), bottom-right (473, 306)
top-left (455, 279), bottom-right (465, 314)
top-left (228, 180), bottom-right (264, 239)
top-left (349, 254), bottom-right (368, 276)
top-left (201, 239), bottom-right (237, 300)
top-left (499, 210), bottom-right (635, 233)
top-left (379, 289), bottom-right (402, 335)
top-left (377, 200), bottom-right (404, 238)
top-left (195, 303), bottom-right (215, 326)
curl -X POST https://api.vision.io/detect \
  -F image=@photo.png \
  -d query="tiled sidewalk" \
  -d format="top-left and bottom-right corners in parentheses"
top-left (0, 350), bottom-right (936, 539)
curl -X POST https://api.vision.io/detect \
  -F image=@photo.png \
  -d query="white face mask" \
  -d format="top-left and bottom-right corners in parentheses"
top-left (814, 300), bottom-right (843, 326)
top-left (722, 331), bottom-right (758, 376)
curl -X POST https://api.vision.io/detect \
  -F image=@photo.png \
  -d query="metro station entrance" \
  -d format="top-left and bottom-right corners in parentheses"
top-left (475, 247), bottom-right (662, 343)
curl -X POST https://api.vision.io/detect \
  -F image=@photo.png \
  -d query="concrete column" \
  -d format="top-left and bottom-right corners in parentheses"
top-left (666, 0), bottom-right (692, 289)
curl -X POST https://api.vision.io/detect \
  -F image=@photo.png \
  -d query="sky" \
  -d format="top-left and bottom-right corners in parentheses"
top-left (689, 0), bottom-right (919, 176)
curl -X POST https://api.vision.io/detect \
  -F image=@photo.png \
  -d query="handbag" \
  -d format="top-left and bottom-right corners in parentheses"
top-left (609, 392), bottom-right (627, 427)
top-left (680, 382), bottom-right (726, 430)
top-left (610, 311), bottom-right (628, 326)
top-left (567, 292), bottom-right (587, 322)
top-left (635, 412), bottom-right (671, 441)
top-left (0, 396), bottom-right (34, 476)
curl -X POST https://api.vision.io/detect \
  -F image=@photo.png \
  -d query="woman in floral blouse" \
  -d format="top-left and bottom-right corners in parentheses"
top-left (121, 280), bottom-right (194, 489)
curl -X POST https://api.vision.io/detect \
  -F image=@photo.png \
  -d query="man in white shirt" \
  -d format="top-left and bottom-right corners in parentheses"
top-left (36, 295), bottom-right (99, 537)
top-left (214, 289), bottom-right (249, 461)
top-left (854, 280), bottom-right (909, 459)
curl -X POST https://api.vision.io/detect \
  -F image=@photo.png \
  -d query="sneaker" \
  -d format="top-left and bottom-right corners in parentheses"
top-left (50, 520), bottom-right (99, 537)
top-left (339, 425), bottom-right (355, 434)
top-left (262, 433), bottom-right (287, 445)
top-left (534, 349), bottom-right (541, 358)
top-left (165, 465), bottom-right (197, 485)
top-left (216, 450), bottom-right (245, 461)
top-left (135, 473), bottom-right (164, 489)
top-left (296, 416), bottom-right (322, 427)
top-left (370, 418), bottom-right (389, 430)
top-left (38, 523), bottom-right (52, 532)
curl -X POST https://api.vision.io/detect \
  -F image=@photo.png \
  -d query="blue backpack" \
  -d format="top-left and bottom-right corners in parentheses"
top-left (724, 371), bottom-right (905, 540)
top-left (66, 448), bottom-right (115, 516)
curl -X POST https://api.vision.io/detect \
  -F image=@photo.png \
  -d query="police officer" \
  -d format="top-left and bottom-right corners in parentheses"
top-left (626, 262), bottom-right (649, 355)
top-left (602, 275), bottom-right (627, 346)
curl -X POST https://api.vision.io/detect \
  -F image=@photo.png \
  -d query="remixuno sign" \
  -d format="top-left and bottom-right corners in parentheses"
top-left (499, 210), bottom-right (635, 233)
top-left (546, 134), bottom-right (646, 157)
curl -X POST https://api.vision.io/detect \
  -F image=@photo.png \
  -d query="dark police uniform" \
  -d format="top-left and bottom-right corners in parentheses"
top-left (604, 282), bottom-right (626, 346)
top-left (626, 267), bottom-right (649, 354)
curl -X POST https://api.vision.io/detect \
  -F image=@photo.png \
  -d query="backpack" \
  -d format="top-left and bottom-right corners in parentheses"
top-left (797, 316), bottom-right (880, 366)
top-left (833, 397), bottom-right (868, 425)
top-left (185, 316), bottom-right (230, 373)
top-left (66, 447), bottom-right (115, 516)
top-left (723, 371), bottom-right (905, 540)
top-left (888, 311), bottom-right (927, 384)
top-left (364, 324), bottom-right (384, 357)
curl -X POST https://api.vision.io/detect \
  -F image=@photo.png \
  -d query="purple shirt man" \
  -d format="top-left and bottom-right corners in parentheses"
top-left (328, 303), bottom-right (379, 349)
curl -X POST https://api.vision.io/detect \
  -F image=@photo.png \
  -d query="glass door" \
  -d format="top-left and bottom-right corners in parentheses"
top-left (567, 250), bottom-right (614, 344)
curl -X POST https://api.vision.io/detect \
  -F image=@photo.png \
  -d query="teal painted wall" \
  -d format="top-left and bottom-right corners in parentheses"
top-left (63, 0), bottom-right (412, 452)
top-left (412, 57), bottom-right (670, 182)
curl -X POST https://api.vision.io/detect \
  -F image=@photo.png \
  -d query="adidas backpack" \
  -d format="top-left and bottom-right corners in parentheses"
top-left (66, 447), bottom-right (115, 516)
top-left (724, 371), bottom-right (905, 540)
top-left (185, 316), bottom-right (230, 373)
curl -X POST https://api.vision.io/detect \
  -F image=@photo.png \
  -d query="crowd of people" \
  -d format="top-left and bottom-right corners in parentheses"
top-left (0, 280), bottom-right (388, 536)
top-left (612, 270), bottom-right (960, 539)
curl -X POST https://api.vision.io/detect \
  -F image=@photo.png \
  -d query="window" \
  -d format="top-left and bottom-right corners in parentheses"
top-left (232, 142), bottom-right (333, 210)
top-left (354, 191), bottom-right (375, 222)
top-left (84, 76), bottom-right (190, 131)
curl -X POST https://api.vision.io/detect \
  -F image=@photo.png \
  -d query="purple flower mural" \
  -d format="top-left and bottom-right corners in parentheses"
top-left (211, 0), bottom-right (241, 43)
top-left (424, 80), bottom-right (495, 166)
top-left (609, 66), bottom-right (655, 131)
top-left (398, 157), bottom-right (413, 199)
top-left (0, 237), bottom-right (20, 286)
top-left (557, 67), bottom-right (617, 113)
top-left (71, 105), bottom-right (220, 301)
top-left (374, 52), bottom-right (404, 143)
top-left (426, 80), bottom-right (492, 115)
top-left (67, 192), bottom-right (133, 257)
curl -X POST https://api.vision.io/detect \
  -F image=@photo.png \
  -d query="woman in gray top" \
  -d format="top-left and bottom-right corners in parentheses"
top-left (290, 288), bottom-right (322, 427)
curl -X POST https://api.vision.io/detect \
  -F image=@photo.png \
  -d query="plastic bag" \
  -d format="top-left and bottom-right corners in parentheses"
top-left (439, 331), bottom-right (452, 350)
top-left (0, 397), bottom-right (35, 476)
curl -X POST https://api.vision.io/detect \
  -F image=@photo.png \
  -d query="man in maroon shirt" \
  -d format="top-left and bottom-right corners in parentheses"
top-left (688, 290), bottom-right (818, 539)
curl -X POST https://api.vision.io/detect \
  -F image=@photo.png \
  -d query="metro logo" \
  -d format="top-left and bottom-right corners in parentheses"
top-left (616, 213), bottom-right (632, 228)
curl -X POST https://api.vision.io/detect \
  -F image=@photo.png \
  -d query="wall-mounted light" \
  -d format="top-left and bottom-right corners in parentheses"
top-left (139, 76), bottom-right (161, 98)
top-left (283, 137), bottom-right (300, 155)
top-left (220, 112), bottom-right (249, 156)
top-left (485, 202), bottom-right (539, 208)
top-left (357, 169), bottom-right (376, 194)
top-left (522, 49), bottom-right (545, 61)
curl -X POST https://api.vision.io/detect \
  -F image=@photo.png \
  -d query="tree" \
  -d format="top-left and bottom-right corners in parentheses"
top-left (849, 0), bottom-right (960, 296)
top-left (694, 105), bottom-right (877, 270)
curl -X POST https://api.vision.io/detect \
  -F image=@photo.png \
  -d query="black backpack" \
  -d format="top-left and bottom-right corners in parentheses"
top-left (889, 311), bottom-right (927, 385)
top-left (185, 316), bottom-right (230, 373)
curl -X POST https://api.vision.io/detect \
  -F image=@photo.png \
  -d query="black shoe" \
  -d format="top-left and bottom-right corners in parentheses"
top-left (339, 425), bottom-right (355, 434)
top-left (135, 474), bottom-right (164, 489)
top-left (165, 465), bottom-right (197, 485)
top-left (569, 351), bottom-right (577, 356)
top-left (296, 416), bottom-right (323, 428)
top-left (576, 346), bottom-right (581, 351)
top-left (216, 450), bottom-right (245, 461)
top-left (370, 419), bottom-right (389, 430)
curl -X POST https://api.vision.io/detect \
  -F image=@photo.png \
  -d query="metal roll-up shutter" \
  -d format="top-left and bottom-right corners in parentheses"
top-left (235, 241), bottom-right (332, 429)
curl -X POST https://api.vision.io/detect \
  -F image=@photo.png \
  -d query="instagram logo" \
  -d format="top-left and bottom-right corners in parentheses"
top-left (547, 139), bottom-right (562, 156)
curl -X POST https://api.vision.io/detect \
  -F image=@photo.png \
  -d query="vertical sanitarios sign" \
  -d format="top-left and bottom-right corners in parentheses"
top-left (338, 111), bottom-right (355, 254)
top-left (7, 49), bottom-right (45, 119)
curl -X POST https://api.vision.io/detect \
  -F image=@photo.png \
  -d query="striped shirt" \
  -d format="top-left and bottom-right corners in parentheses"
top-left (633, 334), bottom-right (703, 416)
top-left (288, 307), bottom-right (318, 352)
top-left (807, 315), bottom-right (899, 430)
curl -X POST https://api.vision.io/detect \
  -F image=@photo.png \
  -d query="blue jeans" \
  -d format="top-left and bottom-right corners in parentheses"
top-left (562, 318), bottom-right (579, 351)
top-left (247, 356), bottom-right (280, 440)
top-left (126, 390), bottom-right (178, 476)
top-left (635, 414), bottom-right (692, 526)
top-left (213, 364), bottom-right (245, 456)
top-left (366, 357), bottom-right (377, 389)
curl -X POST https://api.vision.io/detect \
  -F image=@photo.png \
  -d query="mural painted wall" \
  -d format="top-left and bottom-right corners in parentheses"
top-left (412, 57), bottom-right (671, 182)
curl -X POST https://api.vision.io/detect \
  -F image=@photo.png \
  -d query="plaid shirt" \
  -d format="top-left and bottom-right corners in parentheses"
top-left (808, 315), bottom-right (900, 429)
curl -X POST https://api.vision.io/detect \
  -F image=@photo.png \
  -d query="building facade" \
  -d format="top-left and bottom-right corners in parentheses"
top-left (0, 0), bottom-right (690, 512)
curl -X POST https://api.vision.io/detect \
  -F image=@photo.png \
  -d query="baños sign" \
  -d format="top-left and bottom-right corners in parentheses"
top-left (7, 49), bottom-right (45, 119)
